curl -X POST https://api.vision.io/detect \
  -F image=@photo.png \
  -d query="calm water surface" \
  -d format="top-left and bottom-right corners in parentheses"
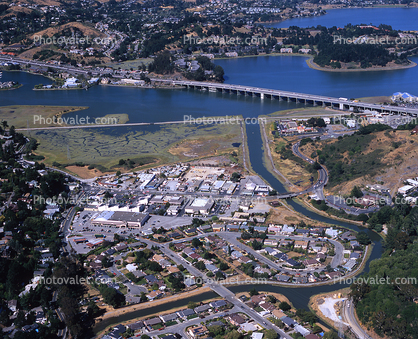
top-left (265, 7), bottom-right (418, 30)
top-left (3, 7), bottom-right (406, 321)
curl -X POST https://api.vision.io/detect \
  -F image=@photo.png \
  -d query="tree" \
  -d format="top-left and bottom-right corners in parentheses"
top-left (251, 239), bottom-right (262, 250)
top-left (219, 262), bottom-right (229, 271)
top-left (267, 295), bottom-right (277, 304)
top-left (148, 261), bottom-right (163, 272)
top-left (148, 50), bottom-right (174, 74)
top-left (312, 325), bottom-right (323, 333)
top-left (15, 310), bottom-right (27, 328)
top-left (231, 172), bottom-right (241, 182)
top-left (394, 231), bottom-right (411, 250)
top-left (191, 238), bottom-right (202, 248)
top-left (140, 292), bottom-right (147, 302)
top-left (323, 330), bottom-right (339, 339)
top-left (249, 288), bottom-right (259, 296)
top-left (215, 271), bottom-right (225, 280)
top-left (1, 121), bottom-right (8, 132)
top-left (188, 301), bottom-right (198, 309)
top-left (241, 231), bottom-right (251, 240)
top-left (87, 301), bottom-right (100, 318)
top-left (101, 286), bottom-right (125, 308)
top-left (349, 282), bottom-right (371, 305)
top-left (279, 301), bottom-right (291, 311)
top-left (356, 231), bottom-right (371, 245)
top-left (101, 256), bottom-right (112, 268)
top-left (351, 185), bottom-right (363, 198)
top-left (195, 261), bottom-right (206, 271)
top-left (214, 65), bottom-right (224, 82)
top-left (296, 309), bottom-right (317, 325)
top-left (264, 329), bottom-right (278, 339)
top-left (313, 161), bottom-right (322, 171)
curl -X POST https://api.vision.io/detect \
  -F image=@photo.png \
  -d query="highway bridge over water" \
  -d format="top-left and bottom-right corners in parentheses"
top-left (3, 55), bottom-right (418, 116)
top-left (163, 80), bottom-right (418, 116)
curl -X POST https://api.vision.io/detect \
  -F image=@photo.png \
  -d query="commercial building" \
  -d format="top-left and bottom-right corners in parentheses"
top-left (184, 198), bottom-right (214, 215)
top-left (91, 211), bottom-right (149, 228)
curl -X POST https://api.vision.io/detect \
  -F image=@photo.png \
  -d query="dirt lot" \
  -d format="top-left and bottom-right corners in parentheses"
top-left (64, 165), bottom-right (107, 179)
top-left (266, 203), bottom-right (325, 227)
top-left (183, 165), bottom-right (227, 181)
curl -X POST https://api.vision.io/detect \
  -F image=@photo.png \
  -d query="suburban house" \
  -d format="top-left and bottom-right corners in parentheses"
top-left (188, 325), bottom-right (208, 338)
top-left (228, 313), bottom-right (246, 326)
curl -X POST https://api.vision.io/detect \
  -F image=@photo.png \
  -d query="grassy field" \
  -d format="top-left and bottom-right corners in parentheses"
top-left (0, 105), bottom-right (88, 129)
top-left (28, 122), bottom-right (242, 173)
top-left (264, 106), bottom-right (348, 118)
top-left (105, 58), bottom-right (154, 70)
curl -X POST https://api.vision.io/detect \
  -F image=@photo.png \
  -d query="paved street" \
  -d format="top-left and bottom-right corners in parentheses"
top-left (137, 239), bottom-right (292, 339)
top-left (342, 299), bottom-right (372, 339)
top-left (141, 308), bottom-right (238, 339)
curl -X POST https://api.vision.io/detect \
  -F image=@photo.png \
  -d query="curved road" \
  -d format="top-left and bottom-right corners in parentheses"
top-left (342, 299), bottom-right (372, 339)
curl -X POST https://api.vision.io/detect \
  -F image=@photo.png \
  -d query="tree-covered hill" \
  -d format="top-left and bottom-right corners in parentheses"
top-left (350, 201), bottom-right (418, 339)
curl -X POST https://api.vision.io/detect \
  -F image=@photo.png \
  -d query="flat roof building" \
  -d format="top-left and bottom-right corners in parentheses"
top-left (184, 198), bottom-right (214, 215)
top-left (91, 211), bottom-right (149, 228)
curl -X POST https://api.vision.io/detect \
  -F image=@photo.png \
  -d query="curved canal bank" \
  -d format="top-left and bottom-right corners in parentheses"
top-left (92, 124), bottom-right (383, 334)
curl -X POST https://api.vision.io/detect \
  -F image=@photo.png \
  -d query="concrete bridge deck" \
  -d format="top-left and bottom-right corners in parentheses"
top-left (163, 79), bottom-right (418, 116)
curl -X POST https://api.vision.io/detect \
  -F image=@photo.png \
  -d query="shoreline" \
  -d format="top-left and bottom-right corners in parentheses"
top-left (306, 57), bottom-right (417, 72)
top-left (308, 287), bottom-right (351, 333)
top-left (0, 83), bottom-right (22, 91)
top-left (213, 52), bottom-right (310, 61)
top-left (262, 3), bottom-right (418, 27)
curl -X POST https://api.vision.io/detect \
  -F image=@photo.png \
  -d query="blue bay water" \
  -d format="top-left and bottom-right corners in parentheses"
top-left (2, 8), bottom-right (410, 308)
top-left (265, 7), bottom-right (418, 30)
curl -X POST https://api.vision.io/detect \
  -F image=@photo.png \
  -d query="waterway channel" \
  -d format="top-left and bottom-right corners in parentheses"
top-left (3, 7), bottom-right (416, 330)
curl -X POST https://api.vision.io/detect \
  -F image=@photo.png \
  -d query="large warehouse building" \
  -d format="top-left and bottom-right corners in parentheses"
top-left (184, 198), bottom-right (214, 215)
top-left (91, 211), bottom-right (149, 228)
